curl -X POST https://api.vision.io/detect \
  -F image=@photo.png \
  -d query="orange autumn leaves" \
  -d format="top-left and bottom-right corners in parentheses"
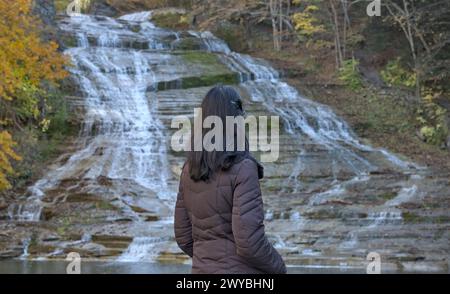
top-left (0, 0), bottom-right (69, 190)
top-left (0, 0), bottom-right (68, 100)
top-left (0, 131), bottom-right (21, 190)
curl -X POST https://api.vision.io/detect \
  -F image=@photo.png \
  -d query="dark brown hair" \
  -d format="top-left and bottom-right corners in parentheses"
top-left (188, 85), bottom-right (249, 181)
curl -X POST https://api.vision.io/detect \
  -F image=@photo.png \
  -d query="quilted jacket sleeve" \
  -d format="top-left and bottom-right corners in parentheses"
top-left (174, 167), bottom-right (193, 258)
top-left (232, 159), bottom-right (287, 274)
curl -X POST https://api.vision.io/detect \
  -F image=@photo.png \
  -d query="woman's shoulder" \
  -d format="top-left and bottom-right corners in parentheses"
top-left (231, 155), bottom-right (264, 179)
top-left (180, 161), bottom-right (190, 179)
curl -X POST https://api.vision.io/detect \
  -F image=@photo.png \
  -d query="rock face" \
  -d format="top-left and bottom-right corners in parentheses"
top-left (33, 0), bottom-right (56, 26)
top-left (104, 0), bottom-right (173, 13)
top-left (89, 0), bottom-right (119, 17)
top-left (1, 11), bottom-right (449, 273)
top-left (32, 0), bottom-right (63, 45)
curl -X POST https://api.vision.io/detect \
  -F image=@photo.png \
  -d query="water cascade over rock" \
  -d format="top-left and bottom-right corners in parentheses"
top-left (3, 11), bottom-right (449, 272)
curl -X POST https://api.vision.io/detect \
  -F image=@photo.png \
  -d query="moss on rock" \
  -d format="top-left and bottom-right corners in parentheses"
top-left (152, 12), bottom-right (190, 30)
top-left (180, 51), bottom-right (231, 74)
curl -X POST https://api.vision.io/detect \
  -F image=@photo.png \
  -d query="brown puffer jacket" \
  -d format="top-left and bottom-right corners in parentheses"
top-left (174, 157), bottom-right (286, 274)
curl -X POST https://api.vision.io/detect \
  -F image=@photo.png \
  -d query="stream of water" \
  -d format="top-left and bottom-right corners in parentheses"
top-left (0, 260), bottom-right (372, 274)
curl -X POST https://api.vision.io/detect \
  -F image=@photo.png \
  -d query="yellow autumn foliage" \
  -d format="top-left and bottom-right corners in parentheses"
top-left (292, 7), bottom-right (324, 36)
top-left (0, 0), bottom-right (69, 190)
top-left (0, 131), bottom-right (22, 190)
top-left (0, 0), bottom-right (69, 102)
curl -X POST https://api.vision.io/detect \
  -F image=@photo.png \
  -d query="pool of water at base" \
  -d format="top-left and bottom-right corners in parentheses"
top-left (0, 260), bottom-right (369, 274)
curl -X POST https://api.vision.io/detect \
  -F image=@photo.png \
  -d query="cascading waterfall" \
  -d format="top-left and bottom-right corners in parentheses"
top-left (19, 238), bottom-right (31, 260)
top-left (187, 31), bottom-right (231, 54)
top-left (117, 237), bottom-right (167, 262)
top-left (118, 11), bottom-right (153, 22)
top-left (238, 70), bottom-right (414, 177)
top-left (191, 31), bottom-right (416, 184)
top-left (8, 10), bottom-right (431, 264)
top-left (367, 211), bottom-right (403, 227)
top-left (11, 14), bottom-right (174, 221)
top-left (184, 22), bottom-right (426, 257)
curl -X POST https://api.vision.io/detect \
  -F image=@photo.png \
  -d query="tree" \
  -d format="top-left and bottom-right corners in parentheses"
top-left (268, 0), bottom-right (293, 51)
top-left (0, 131), bottom-right (21, 190)
top-left (0, 0), bottom-right (69, 190)
top-left (326, 0), bottom-right (365, 68)
top-left (291, 0), bottom-right (363, 68)
top-left (292, 0), bottom-right (324, 40)
top-left (0, 0), bottom-right (68, 123)
top-left (384, 0), bottom-right (450, 99)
